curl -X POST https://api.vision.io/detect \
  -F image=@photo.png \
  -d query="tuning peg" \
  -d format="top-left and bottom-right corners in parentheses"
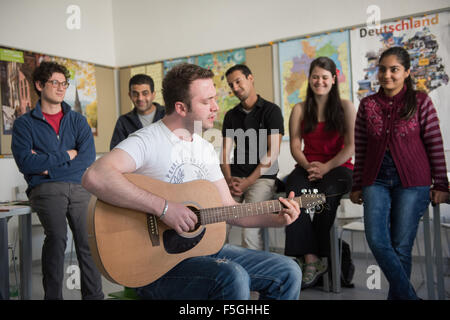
top-left (313, 189), bottom-right (318, 194)
top-left (301, 189), bottom-right (307, 194)
top-left (315, 204), bottom-right (324, 213)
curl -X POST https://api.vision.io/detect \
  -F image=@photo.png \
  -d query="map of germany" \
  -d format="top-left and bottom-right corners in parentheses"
top-left (279, 31), bottom-right (352, 135)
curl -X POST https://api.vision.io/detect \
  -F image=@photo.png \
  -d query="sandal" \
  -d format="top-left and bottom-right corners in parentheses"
top-left (293, 256), bottom-right (305, 271)
top-left (302, 259), bottom-right (328, 289)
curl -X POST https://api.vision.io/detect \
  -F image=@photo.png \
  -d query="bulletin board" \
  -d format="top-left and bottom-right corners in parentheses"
top-left (0, 47), bottom-right (117, 155)
top-left (118, 45), bottom-right (274, 130)
top-left (276, 9), bottom-right (449, 145)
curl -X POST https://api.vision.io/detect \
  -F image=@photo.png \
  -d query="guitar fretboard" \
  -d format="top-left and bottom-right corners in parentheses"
top-left (199, 197), bottom-right (301, 225)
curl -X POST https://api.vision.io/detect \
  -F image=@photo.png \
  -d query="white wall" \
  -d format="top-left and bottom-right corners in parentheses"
top-left (0, 158), bottom-right (26, 202)
top-left (1, 0), bottom-right (448, 67)
top-left (111, 0), bottom-right (450, 67)
top-left (0, 0), bottom-right (116, 66)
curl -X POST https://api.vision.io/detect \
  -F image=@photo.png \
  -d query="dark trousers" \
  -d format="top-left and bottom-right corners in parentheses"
top-left (284, 166), bottom-right (352, 258)
top-left (29, 182), bottom-right (103, 300)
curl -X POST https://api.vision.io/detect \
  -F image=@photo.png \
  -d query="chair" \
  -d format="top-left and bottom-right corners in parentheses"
top-left (337, 219), bottom-right (383, 292)
top-left (335, 195), bottom-right (424, 291)
top-left (14, 185), bottom-right (28, 203)
top-left (323, 193), bottom-right (363, 293)
top-left (339, 221), bottom-right (368, 268)
top-left (442, 222), bottom-right (450, 259)
top-left (262, 228), bottom-right (270, 252)
top-left (440, 222), bottom-right (450, 297)
top-left (338, 215), bottom-right (425, 290)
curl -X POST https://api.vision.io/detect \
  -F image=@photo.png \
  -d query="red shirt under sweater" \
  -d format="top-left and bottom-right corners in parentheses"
top-left (302, 122), bottom-right (354, 170)
top-left (42, 110), bottom-right (63, 135)
top-left (352, 86), bottom-right (448, 192)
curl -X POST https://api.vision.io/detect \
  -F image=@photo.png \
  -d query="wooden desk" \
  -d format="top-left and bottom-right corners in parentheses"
top-left (0, 204), bottom-right (32, 300)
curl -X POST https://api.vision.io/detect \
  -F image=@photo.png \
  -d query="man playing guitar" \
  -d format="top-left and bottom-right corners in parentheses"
top-left (82, 63), bottom-right (302, 300)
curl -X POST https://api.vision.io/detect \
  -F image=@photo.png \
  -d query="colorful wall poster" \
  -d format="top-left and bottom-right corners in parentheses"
top-left (130, 62), bottom-right (163, 107)
top-left (0, 49), bottom-right (41, 134)
top-left (51, 56), bottom-right (98, 135)
top-left (197, 49), bottom-right (246, 129)
top-left (278, 31), bottom-right (352, 136)
top-left (163, 57), bottom-right (196, 75)
top-left (0, 48), bottom-right (98, 135)
top-left (350, 12), bottom-right (450, 149)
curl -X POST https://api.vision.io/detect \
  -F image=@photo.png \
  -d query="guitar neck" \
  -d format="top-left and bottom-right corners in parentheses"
top-left (199, 197), bottom-right (301, 225)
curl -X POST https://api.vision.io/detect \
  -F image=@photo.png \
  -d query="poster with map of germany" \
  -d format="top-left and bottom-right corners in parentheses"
top-left (350, 11), bottom-right (450, 149)
top-left (278, 31), bottom-right (352, 137)
top-left (198, 49), bottom-right (245, 129)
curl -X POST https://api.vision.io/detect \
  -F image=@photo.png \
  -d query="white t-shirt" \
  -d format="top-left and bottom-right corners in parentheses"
top-left (116, 120), bottom-right (224, 184)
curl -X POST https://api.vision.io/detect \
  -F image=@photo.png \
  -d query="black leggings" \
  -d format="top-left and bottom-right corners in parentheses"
top-left (284, 165), bottom-right (353, 258)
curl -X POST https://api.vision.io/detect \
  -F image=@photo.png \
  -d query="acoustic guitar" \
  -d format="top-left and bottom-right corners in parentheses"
top-left (87, 173), bottom-right (325, 287)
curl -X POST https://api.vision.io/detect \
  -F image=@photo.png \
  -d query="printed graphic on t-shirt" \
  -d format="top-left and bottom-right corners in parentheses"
top-left (166, 157), bottom-right (210, 184)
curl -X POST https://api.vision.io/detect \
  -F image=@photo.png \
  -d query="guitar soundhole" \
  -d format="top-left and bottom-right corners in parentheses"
top-left (189, 206), bottom-right (202, 230)
top-left (163, 228), bottom-right (206, 254)
top-left (162, 206), bottom-right (205, 254)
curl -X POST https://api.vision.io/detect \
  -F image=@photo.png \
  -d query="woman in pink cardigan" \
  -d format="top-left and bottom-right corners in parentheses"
top-left (350, 46), bottom-right (449, 300)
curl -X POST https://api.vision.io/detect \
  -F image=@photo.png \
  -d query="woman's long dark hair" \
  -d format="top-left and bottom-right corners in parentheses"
top-left (379, 46), bottom-right (417, 120)
top-left (303, 57), bottom-right (345, 135)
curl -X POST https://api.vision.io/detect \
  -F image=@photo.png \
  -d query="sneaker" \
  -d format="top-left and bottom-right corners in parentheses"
top-left (302, 259), bottom-right (328, 289)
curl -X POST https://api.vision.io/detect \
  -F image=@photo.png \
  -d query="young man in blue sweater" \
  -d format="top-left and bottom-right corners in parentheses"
top-left (11, 61), bottom-right (103, 300)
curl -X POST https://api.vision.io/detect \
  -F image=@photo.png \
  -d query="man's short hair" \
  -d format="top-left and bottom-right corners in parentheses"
top-left (162, 63), bottom-right (214, 115)
top-left (32, 61), bottom-right (70, 97)
top-left (225, 64), bottom-right (252, 78)
top-left (129, 74), bottom-right (155, 92)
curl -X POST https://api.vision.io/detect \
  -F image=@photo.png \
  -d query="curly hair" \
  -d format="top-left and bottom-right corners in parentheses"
top-left (32, 61), bottom-right (70, 97)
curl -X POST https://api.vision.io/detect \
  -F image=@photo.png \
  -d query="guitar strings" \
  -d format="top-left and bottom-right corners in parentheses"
top-left (199, 193), bottom-right (324, 223)
top-left (199, 200), bottom-right (284, 224)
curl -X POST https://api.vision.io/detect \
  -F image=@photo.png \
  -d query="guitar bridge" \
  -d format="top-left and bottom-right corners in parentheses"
top-left (147, 214), bottom-right (160, 246)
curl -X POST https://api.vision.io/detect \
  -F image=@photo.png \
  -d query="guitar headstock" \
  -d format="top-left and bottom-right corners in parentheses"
top-left (296, 189), bottom-right (326, 213)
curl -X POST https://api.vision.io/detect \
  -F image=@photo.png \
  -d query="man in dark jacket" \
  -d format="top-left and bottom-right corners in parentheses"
top-left (110, 74), bottom-right (165, 150)
top-left (11, 61), bottom-right (103, 300)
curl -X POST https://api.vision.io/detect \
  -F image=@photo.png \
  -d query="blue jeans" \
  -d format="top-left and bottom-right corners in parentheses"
top-left (362, 153), bottom-right (430, 299)
top-left (135, 244), bottom-right (302, 300)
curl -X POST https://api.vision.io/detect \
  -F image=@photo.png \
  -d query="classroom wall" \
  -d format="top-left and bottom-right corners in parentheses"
top-left (1, 0), bottom-right (449, 200)
top-left (1, 0), bottom-right (450, 256)
top-left (1, 0), bottom-right (448, 68)
top-left (0, 0), bottom-right (116, 66)
top-left (111, 0), bottom-right (450, 67)
top-left (1, 0), bottom-right (449, 198)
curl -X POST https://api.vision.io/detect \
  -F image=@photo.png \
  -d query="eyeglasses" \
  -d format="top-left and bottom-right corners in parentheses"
top-left (46, 80), bottom-right (70, 89)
